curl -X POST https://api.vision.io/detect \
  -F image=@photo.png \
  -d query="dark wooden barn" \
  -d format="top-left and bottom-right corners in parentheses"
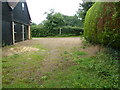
top-left (2, 0), bottom-right (31, 46)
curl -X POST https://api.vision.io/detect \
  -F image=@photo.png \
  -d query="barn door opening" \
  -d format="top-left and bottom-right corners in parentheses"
top-left (14, 22), bottom-right (22, 42)
top-left (24, 25), bottom-right (28, 40)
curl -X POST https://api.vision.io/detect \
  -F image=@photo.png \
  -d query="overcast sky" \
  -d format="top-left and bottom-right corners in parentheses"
top-left (26, 0), bottom-right (82, 24)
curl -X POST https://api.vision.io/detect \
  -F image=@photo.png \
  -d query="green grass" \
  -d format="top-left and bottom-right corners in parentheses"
top-left (32, 35), bottom-right (82, 38)
top-left (74, 51), bottom-right (87, 56)
top-left (2, 44), bottom-right (119, 88)
top-left (40, 49), bottom-right (119, 88)
top-left (2, 45), bottom-right (46, 88)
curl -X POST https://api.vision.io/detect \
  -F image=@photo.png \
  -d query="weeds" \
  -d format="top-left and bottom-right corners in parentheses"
top-left (41, 48), bottom-right (119, 88)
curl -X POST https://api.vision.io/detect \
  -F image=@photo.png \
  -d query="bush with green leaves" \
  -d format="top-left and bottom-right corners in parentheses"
top-left (31, 25), bottom-right (48, 37)
top-left (84, 2), bottom-right (120, 49)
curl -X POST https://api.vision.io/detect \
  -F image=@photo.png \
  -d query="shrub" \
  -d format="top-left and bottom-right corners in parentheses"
top-left (84, 2), bottom-right (120, 49)
top-left (31, 25), bottom-right (48, 37)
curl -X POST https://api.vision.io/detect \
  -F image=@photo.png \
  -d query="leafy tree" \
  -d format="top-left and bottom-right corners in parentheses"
top-left (31, 9), bottom-right (84, 37)
top-left (45, 11), bottom-right (65, 27)
top-left (77, 1), bottom-right (94, 21)
top-left (63, 14), bottom-right (83, 27)
top-left (31, 22), bottom-right (37, 26)
top-left (43, 10), bottom-right (65, 36)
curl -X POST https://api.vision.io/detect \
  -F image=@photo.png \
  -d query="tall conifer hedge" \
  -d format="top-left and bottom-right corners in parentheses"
top-left (84, 2), bottom-right (120, 49)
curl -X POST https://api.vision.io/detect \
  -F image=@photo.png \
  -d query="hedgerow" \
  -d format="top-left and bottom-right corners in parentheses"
top-left (84, 2), bottom-right (120, 49)
top-left (31, 25), bottom-right (83, 37)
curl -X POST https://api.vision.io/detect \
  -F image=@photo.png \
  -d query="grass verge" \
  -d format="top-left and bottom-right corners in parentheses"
top-left (2, 45), bottom-right (46, 88)
top-left (32, 35), bottom-right (82, 38)
top-left (40, 48), bottom-right (119, 88)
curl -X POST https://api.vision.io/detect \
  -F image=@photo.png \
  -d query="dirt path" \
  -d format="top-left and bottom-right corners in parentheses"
top-left (5, 38), bottom-right (102, 71)
top-left (2, 37), bottom-right (101, 73)
top-left (2, 37), bottom-right (84, 73)
top-left (33, 37), bottom-right (83, 73)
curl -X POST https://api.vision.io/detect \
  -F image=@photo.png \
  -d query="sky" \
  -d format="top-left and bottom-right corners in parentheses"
top-left (26, 0), bottom-right (82, 24)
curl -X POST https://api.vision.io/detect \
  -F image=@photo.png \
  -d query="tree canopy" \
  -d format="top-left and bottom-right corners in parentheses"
top-left (77, 1), bottom-right (94, 21)
top-left (31, 10), bottom-right (83, 37)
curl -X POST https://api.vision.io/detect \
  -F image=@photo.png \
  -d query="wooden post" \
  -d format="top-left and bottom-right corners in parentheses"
top-left (59, 28), bottom-right (62, 35)
top-left (28, 25), bottom-right (30, 40)
top-left (12, 21), bottom-right (15, 44)
top-left (22, 24), bottom-right (24, 41)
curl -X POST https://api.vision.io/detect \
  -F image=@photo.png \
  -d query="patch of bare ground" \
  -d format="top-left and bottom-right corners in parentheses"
top-left (37, 37), bottom-right (83, 73)
top-left (36, 38), bottom-right (104, 75)
top-left (3, 46), bottom-right (39, 56)
top-left (80, 45), bottom-right (105, 57)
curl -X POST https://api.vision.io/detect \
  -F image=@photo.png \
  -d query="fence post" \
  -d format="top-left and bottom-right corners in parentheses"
top-left (59, 28), bottom-right (62, 35)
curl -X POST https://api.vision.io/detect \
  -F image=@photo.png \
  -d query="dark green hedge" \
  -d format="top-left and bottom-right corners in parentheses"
top-left (31, 25), bottom-right (83, 37)
top-left (31, 25), bottom-right (48, 37)
top-left (53, 26), bottom-right (83, 36)
top-left (84, 2), bottom-right (120, 49)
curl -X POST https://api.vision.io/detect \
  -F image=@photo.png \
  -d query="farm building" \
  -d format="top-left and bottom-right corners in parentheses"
top-left (2, 0), bottom-right (31, 46)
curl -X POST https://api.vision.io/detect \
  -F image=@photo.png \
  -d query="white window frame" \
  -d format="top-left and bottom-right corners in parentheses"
top-left (22, 3), bottom-right (25, 11)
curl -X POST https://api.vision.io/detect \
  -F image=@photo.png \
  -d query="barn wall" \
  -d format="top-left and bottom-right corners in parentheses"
top-left (0, 1), bottom-right (2, 47)
top-left (2, 2), bottom-right (31, 46)
top-left (13, 2), bottom-right (31, 24)
top-left (2, 2), bottom-right (13, 46)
